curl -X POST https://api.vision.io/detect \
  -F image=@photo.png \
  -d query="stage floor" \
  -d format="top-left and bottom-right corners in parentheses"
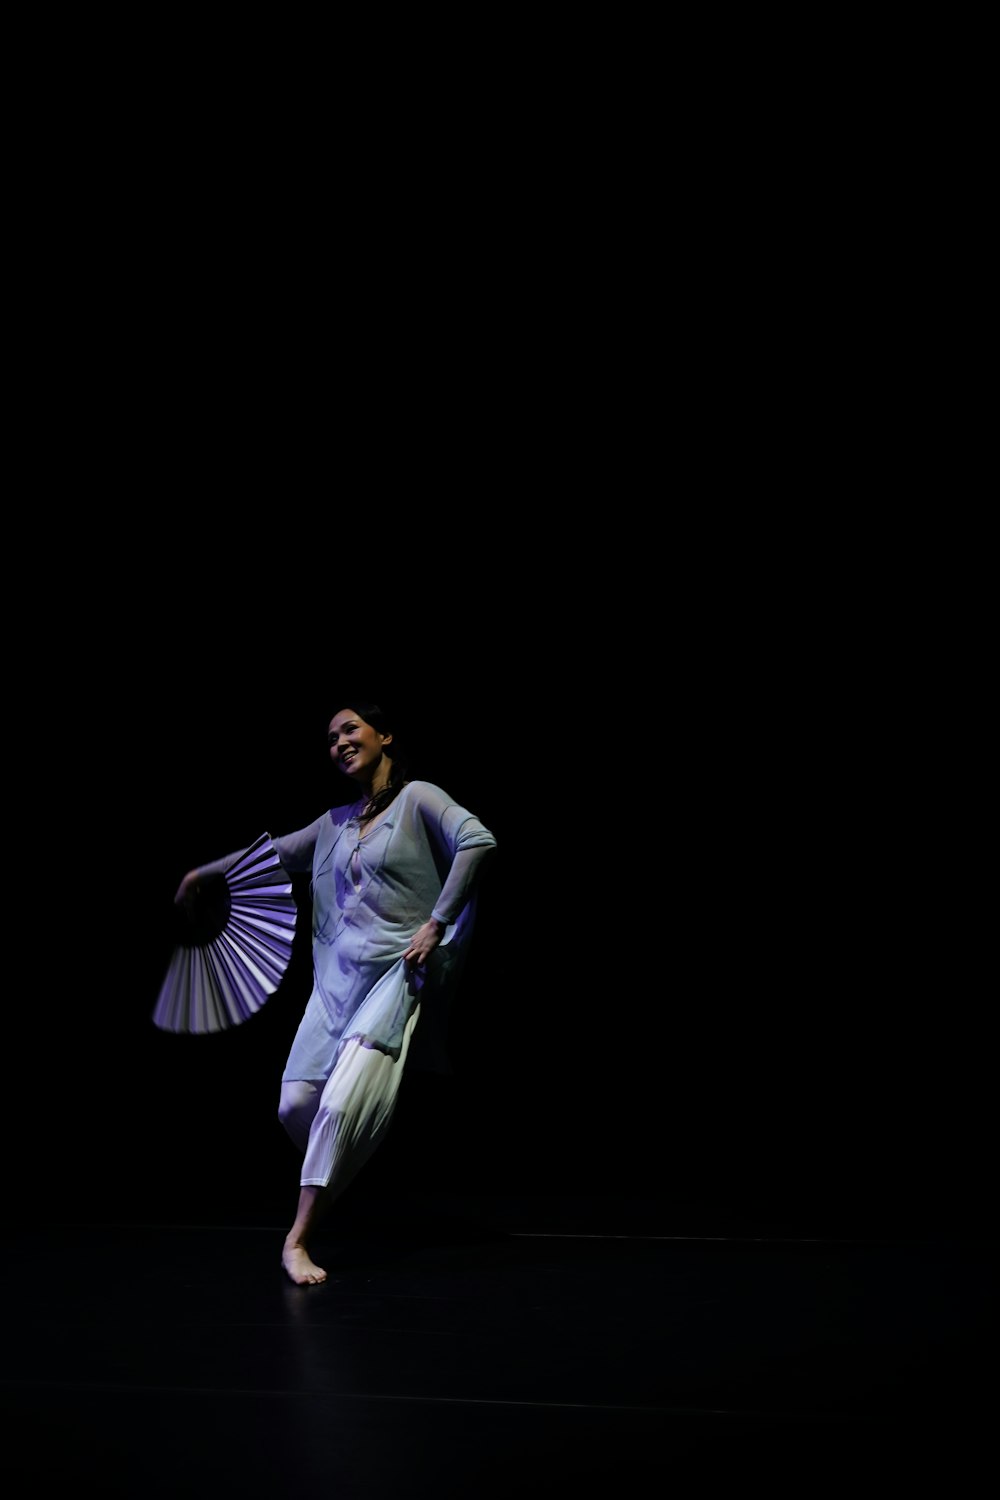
top-left (1, 1197), bottom-right (992, 1495)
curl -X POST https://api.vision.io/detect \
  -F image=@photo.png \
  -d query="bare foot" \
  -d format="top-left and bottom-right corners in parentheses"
top-left (282, 1242), bottom-right (327, 1285)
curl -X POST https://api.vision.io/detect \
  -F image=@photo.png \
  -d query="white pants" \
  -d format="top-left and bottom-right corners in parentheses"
top-left (278, 1005), bottom-right (420, 1194)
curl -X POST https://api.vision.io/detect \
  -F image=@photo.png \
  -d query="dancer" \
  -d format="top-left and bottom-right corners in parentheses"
top-left (174, 699), bottom-right (497, 1284)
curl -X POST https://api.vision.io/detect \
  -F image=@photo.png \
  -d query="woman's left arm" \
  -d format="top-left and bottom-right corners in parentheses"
top-left (404, 786), bottom-right (497, 967)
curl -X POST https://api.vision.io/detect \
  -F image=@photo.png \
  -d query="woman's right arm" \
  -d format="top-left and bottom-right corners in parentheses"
top-left (173, 815), bottom-right (328, 907)
top-left (173, 846), bottom-right (249, 907)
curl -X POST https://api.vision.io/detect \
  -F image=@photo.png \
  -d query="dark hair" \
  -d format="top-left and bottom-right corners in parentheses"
top-left (329, 698), bottom-right (410, 818)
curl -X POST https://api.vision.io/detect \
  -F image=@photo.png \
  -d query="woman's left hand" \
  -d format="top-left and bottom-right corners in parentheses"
top-left (404, 918), bottom-right (445, 970)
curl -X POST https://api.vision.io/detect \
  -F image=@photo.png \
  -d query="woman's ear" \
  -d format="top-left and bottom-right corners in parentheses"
top-left (381, 732), bottom-right (394, 749)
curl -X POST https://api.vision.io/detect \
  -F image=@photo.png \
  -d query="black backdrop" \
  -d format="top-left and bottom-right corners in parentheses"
top-left (6, 540), bottom-right (988, 1242)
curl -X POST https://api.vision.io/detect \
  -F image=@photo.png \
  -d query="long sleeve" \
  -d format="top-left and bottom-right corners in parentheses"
top-left (273, 816), bottom-right (329, 875)
top-left (189, 817), bottom-right (328, 883)
top-left (190, 847), bottom-right (247, 881)
top-left (431, 844), bottom-right (496, 925)
top-left (406, 782), bottom-right (497, 928)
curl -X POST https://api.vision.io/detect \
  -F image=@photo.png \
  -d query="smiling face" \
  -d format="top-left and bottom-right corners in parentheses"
top-left (327, 708), bottom-right (393, 787)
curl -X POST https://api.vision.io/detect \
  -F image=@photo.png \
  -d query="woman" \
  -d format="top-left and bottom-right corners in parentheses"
top-left (174, 699), bottom-right (497, 1284)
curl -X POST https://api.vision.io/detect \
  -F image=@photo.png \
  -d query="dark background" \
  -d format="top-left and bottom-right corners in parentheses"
top-left (2, 5), bottom-right (989, 1246)
top-left (7, 524), bottom-right (988, 1244)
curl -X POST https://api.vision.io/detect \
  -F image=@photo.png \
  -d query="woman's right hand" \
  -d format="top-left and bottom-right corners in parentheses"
top-left (174, 871), bottom-right (201, 907)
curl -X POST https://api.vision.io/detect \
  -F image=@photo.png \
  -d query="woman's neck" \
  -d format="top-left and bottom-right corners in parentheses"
top-left (365, 757), bottom-right (392, 801)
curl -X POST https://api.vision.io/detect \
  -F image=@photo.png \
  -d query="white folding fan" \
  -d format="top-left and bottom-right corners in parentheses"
top-left (152, 832), bottom-right (297, 1034)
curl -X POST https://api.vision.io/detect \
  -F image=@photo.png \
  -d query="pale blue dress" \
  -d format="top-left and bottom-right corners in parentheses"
top-left (260, 780), bottom-right (496, 1082)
